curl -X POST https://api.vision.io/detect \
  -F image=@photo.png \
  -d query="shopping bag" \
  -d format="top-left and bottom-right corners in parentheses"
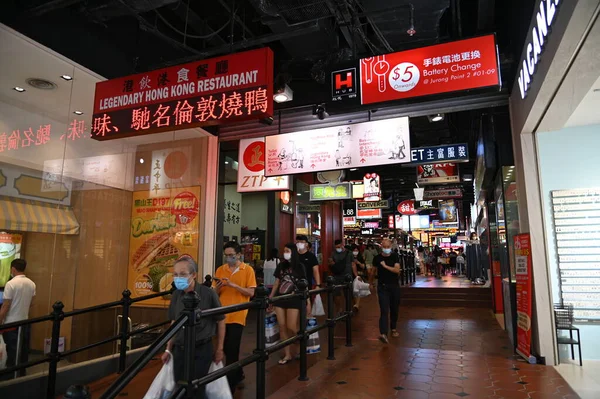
top-left (0, 335), bottom-right (6, 370)
top-left (306, 318), bottom-right (321, 354)
top-left (143, 355), bottom-right (175, 399)
top-left (312, 294), bottom-right (325, 317)
top-left (205, 362), bottom-right (233, 399)
top-left (265, 312), bottom-right (280, 348)
top-left (353, 277), bottom-right (371, 297)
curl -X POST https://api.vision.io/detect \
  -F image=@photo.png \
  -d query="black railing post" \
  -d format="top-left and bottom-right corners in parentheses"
top-left (46, 301), bottom-right (64, 399)
top-left (297, 279), bottom-right (309, 381)
top-left (118, 289), bottom-right (131, 374)
top-left (254, 285), bottom-right (269, 399)
top-left (344, 274), bottom-right (353, 348)
top-left (183, 291), bottom-right (199, 399)
top-left (326, 276), bottom-right (336, 360)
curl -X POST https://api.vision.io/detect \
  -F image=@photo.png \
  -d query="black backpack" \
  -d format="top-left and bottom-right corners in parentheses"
top-left (331, 253), bottom-right (348, 275)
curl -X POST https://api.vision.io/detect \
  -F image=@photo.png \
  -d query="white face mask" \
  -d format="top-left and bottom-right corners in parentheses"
top-left (296, 243), bottom-right (306, 251)
top-left (283, 252), bottom-right (292, 261)
top-left (353, 251), bottom-right (359, 256)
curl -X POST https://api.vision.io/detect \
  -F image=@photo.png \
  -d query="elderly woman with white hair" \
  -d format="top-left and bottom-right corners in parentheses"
top-left (161, 255), bottom-right (226, 398)
top-left (373, 238), bottom-right (401, 344)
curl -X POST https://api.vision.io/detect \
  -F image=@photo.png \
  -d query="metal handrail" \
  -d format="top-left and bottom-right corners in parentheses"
top-left (101, 275), bottom-right (355, 399)
top-left (0, 286), bottom-right (176, 397)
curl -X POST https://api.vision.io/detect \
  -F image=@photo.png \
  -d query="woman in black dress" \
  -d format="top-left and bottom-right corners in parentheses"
top-left (268, 242), bottom-right (306, 364)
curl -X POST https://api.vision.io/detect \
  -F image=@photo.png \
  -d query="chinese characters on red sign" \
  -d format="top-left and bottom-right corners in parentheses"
top-left (514, 233), bottom-right (533, 361)
top-left (360, 35), bottom-right (499, 105)
top-left (397, 200), bottom-right (417, 215)
top-left (92, 48), bottom-right (274, 140)
top-left (0, 119), bottom-right (88, 153)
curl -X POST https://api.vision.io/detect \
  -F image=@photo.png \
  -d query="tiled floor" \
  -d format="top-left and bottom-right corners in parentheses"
top-left (411, 275), bottom-right (487, 289)
top-left (555, 360), bottom-right (600, 399)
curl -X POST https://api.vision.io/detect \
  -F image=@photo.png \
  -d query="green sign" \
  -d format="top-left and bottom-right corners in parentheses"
top-left (357, 200), bottom-right (389, 209)
top-left (298, 204), bottom-right (321, 213)
top-left (309, 182), bottom-right (352, 201)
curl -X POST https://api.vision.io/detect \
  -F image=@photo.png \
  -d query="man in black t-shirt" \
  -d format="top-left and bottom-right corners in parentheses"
top-left (296, 235), bottom-right (321, 315)
top-left (373, 238), bottom-right (401, 344)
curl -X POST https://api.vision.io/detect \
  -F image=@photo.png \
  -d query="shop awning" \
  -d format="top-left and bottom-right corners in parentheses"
top-left (0, 196), bottom-right (80, 235)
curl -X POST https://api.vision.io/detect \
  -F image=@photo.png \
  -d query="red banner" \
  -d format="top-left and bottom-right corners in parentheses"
top-left (91, 48), bottom-right (273, 140)
top-left (360, 35), bottom-right (499, 105)
top-left (417, 163), bottom-right (460, 185)
top-left (515, 233), bottom-right (533, 361)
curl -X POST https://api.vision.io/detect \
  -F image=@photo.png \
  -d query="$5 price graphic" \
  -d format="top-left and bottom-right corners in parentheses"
top-left (389, 62), bottom-right (420, 93)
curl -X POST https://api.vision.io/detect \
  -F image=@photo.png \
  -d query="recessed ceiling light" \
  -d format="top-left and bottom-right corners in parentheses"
top-left (73, 110), bottom-right (84, 115)
top-left (224, 161), bottom-right (229, 165)
top-left (297, 193), bottom-right (302, 196)
top-left (139, 158), bottom-right (144, 164)
top-left (61, 75), bottom-right (73, 81)
top-left (350, 168), bottom-right (357, 171)
top-left (13, 87), bottom-right (25, 92)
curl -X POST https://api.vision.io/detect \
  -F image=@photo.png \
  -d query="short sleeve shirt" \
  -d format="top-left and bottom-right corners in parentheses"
top-left (374, 253), bottom-right (400, 285)
top-left (274, 261), bottom-right (306, 296)
top-left (168, 282), bottom-right (224, 346)
top-left (4, 275), bottom-right (36, 324)
top-left (298, 251), bottom-right (319, 285)
top-left (213, 263), bottom-right (257, 326)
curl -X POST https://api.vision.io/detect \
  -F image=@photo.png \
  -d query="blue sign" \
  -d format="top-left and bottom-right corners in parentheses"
top-left (410, 144), bottom-right (469, 165)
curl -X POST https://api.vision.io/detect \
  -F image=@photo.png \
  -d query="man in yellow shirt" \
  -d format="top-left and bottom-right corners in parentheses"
top-left (214, 241), bottom-right (256, 393)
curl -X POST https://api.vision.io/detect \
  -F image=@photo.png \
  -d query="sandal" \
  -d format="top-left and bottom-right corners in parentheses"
top-left (391, 330), bottom-right (400, 338)
top-left (278, 356), bottom-right (292, 365)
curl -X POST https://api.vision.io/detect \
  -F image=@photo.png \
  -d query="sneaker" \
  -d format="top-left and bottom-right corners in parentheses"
top-left (379, 334), bottom-right (389, 344)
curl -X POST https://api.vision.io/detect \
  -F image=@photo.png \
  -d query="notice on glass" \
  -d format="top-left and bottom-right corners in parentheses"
top-left (514, 233), bottom-right (533, 362)
top-left (264, 117), bottom-right (410, 177)
top-left (127, 186), bottom-right (200, 307)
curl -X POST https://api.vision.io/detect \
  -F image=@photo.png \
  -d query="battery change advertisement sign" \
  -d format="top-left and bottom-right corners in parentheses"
top-left (360, 35), bottom-right (500, 105)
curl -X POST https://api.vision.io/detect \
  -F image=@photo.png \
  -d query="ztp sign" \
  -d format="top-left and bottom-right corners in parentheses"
top-left (517, 0), bottom-right (561, 99)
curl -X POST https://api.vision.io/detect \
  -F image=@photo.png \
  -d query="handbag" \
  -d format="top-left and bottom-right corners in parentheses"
top-left (278, 270), bottom-right (298, 294)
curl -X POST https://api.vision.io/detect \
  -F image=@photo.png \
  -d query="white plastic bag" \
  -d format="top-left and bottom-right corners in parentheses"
top-left (143, 355), bottom-right (175, 399)
top-left (0, 335), bottom-right (6, 370)
top-left (353, 277), bottom-right (371, 298)
top-left (205, 362), bottom-right (233, 399)
top-left (312, 294), bottom-right (325, 316)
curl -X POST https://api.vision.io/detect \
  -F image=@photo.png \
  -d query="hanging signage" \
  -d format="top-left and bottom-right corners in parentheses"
top-left (357, 200), bottom-right (389, 210)
top-left (359, 35), bottom-right (500, 105)
top-left (396, 214), bottom-right (431, 230)
top-left (514, 233), bottom-right (533, 361)
top-left (424, 187), bottom-right (463, 200)
top-left (280, 191), bottom-right (293, 214)
top-left (517, 0), bottom-right (561, 99)
top-left (410, 144), bottom-right (469, 165)
top-left (417, 163), bottom-right (460, 185)
top-left (342, 204), bottom-right (356, 217)
top-left (309, 182), bottom-right (352, 201)
top-left (331, 67), bottom-right (358, 102)
top-left (419, 200), bottom-right (437, 209)
top-left (298, 204), bottom-right (321, 213)
top-left (91, 48), bottom-right (274, 140)
top-left (363, 221), bottom-right (380, 229)
top-left (264, 117), bottom-right (410, 176)
top-left (363, 173), bottom-right (381, 201)
top-left (439, 199), bottom-right (458, 223)
top-left (397, 200), bottom-right (417, 215)
top-left (343, 216), bottom-right (357, 225)
top-left (388, 215), bottom-right (395, 229)
top-left (237, 138), bottom-right (291, 193)
top-left (356, 205), bottom-right (382, 220)
top-left (361, 228), bottom-right (374, 235)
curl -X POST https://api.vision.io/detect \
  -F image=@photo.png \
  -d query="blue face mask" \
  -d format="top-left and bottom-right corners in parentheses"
top-left (174, 276), bottom-right (190, 290)
top-left (382, 248), bottom-right (392, 254)
top-left (336, 248), bottom-right (343, 253)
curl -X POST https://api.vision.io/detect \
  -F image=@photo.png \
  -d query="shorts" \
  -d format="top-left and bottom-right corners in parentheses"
top-left (366, 264), bottom-right (373, 269)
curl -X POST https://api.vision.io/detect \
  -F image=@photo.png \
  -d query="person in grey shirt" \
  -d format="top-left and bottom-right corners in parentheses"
top-left (328, 239), bottom-right (352, 314)
top-left (161, 255), bottom-right (225, 398)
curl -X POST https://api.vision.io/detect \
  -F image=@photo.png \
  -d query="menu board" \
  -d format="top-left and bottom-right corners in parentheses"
top-left (264, 117), bottom-right (410, 176)
top-left (552, 188), bottom-right (600, 322)
top-left (0, 233), bottom-right (23, 288)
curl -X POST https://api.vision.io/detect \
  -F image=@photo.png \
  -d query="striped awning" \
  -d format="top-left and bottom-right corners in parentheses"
top-left (0, 196), bottom-right (80, 235)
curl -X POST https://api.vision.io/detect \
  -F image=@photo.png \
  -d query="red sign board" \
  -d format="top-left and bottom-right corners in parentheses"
top-left (397, 200), bottom-right (417, 215)
top-left (514, 233), bottom-right (533, 361)
top-left (91, 48), bottom-right (274, 140)
top-left (360, 35), bottom-right (499, 105)
top-left (417, 163), bottom-right (460, 185)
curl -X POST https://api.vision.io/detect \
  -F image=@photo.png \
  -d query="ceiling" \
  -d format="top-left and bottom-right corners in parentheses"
top-left (565, 76), bottom-right (600, 128)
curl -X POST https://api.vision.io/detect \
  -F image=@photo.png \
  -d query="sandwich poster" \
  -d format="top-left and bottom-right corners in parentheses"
top-left (128, 186), bottom-right (200, 307)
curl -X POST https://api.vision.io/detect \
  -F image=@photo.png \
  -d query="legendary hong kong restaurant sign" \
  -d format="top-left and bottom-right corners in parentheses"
top-left (91, 48), bottom-right (273, 140)
top-left (359, 35), bottom-right (500, 105)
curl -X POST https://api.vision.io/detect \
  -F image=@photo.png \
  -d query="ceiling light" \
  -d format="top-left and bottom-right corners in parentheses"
top-left (463, 177), bottom-right (473, 182)
top-left (273, 84), bottom-right (293, 103)
top-left (60, 75), bottom-right (73, 81)
top-left (13, 87), bottom-right (25, 92)
top-left (73, 110), bottom-right (84, 115)
top-left (350, 168), bottom-right (357, 171)
top-left (139, 158), bottom-right (144, 164)
top-left (225, 161), bottom-right (229, 165)
top-left (297, 193), bottom-right (302, 196)
top-left (428, 113), bottom-right (444, 122)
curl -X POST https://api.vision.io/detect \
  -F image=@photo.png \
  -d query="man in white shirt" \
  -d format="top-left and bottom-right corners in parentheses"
top-left (0, 259), bottom-right (36, 378)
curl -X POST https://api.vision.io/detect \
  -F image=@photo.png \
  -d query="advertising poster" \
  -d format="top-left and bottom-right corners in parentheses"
top-left (238, 138), bottom-right (291, 193)
top-left (363, 173), bottom-right (380, 201)
top-left (128, 187), bottom-right (200, 307)
top-left (417, 163), bottom-right (460, 185)
top-left (514, 233), bottom-right (533, 361)
top-left (410, 143), bottom-right (469, 164)
top-left (0, 233), bottom-right (23, 288)
top-left (439, 199), bottom-right (458, 222)
top-left (360, 35), bottom-right (499, 105)
top-left (356, 203), bottom-right (382, 220)
top-left (264, 117), bottom-right (410, 177)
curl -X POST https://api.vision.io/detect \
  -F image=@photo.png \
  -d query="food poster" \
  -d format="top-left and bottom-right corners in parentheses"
top-left (0, 233), bottom-right (23, 288)
top-left (128, 186), bottom-right (200, 307)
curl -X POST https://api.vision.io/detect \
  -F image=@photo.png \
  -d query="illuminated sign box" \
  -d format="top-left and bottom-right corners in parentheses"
top-left (91, 48), bottom-right (274, 140)
top-left (309, 182), bottom-right (352, 201)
